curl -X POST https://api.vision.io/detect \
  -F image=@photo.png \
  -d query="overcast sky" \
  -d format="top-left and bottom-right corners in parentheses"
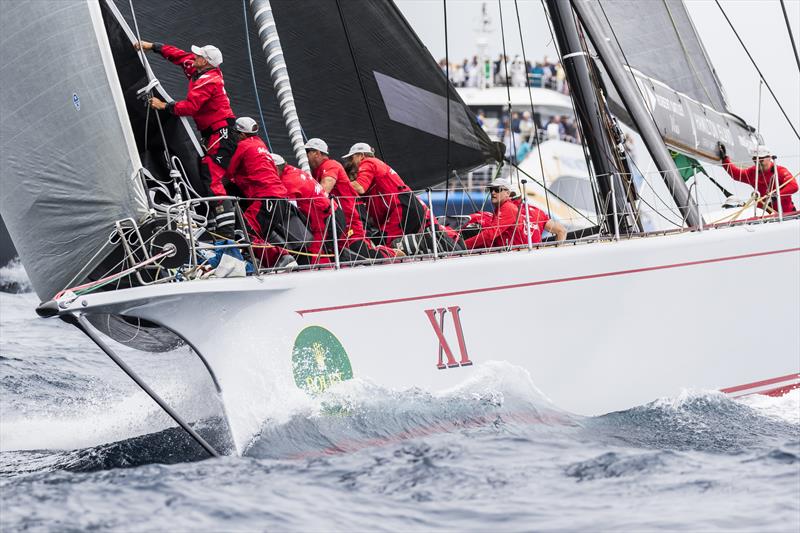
top-left (396, 0), bottom-right (800, 168)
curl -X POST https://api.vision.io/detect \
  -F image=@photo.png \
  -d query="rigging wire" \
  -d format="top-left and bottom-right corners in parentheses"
top-left (443, 0), bottom-right (452, 212)
top-left (539, 0), bottom-right (605, 228)
top-left (242, 0), bottom-right (273, 152)
top-left (513, 0), bottom-right (552, 220)
top-left (572, 7), bottom-right (626, 229)
top-left (714, 0), bottom-right (800, 140)
top-left (779, 0), bottom-right (800, 73)
top-left (497, 0), bottom-right (519, 188)
top-left (334, 0), bottom-right (385, 158)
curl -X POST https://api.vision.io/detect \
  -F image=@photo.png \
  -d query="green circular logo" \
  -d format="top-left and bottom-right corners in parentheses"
top-left (292, 326), bottom-right (353, 394)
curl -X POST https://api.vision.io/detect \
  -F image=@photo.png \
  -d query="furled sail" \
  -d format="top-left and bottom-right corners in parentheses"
top-left (0, 0), bottom-right (148, 302)
top-left (110, 0), bottom-right (498, 189)
top-left (576, 0), bottom-right (759, 162)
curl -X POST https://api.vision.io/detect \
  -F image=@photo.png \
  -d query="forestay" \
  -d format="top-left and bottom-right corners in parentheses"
top-left (0, 0), bottom-right (147, 302)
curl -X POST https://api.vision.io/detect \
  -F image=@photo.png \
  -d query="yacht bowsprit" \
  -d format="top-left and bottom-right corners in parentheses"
top-left (1, 0), bottom-right (797, 457)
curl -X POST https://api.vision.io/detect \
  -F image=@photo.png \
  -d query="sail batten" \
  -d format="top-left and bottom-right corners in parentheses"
top-left (0, 0), bottom-right (147, 301)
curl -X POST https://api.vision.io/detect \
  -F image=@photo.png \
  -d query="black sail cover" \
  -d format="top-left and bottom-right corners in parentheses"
top-left (578, 0), bottom-right (759, 163)
top-left (110, 0), bottom-right (497, 189)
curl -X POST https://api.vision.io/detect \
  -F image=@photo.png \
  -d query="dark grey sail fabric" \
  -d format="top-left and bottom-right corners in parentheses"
top-left (110, 0), bottom-right (498, 189)
top-left (0, 0), bottom-right (147, 301)
top-left (582, 0), bottom-right (727, 111)
top-left (576, 0), bottom-right (758, 162)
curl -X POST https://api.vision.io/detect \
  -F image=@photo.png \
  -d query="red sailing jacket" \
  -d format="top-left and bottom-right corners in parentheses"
top-left (313, 158), bottom-right (365, 239)
top-left (281, 164), bottom-right (331, 233)
top-left (225, 136), bottom-right (287, 236)
top-left (355, 157), bottom-right (427, 239)
top-left (464, 200), bottom-right (521, 249)
top-left (722, 157), bottom-right (798, 213)
top-left (226, 136), bottom-right (287, 199)
top-left (158, 44), bottom-right (235, 133)
top-left (511, 198), bottom-right (550, 244)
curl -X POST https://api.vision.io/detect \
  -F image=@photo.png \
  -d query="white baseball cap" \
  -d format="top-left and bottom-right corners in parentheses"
top-left (752, 145), bottom-right (773, 159)
top-left (191, 44), bottom-right (223, 67)
top-left (488, 177), bottom-right (512, 191)
top-left (271, 153), bottom-right (286, 166)
top-left (304, 138), bottom-right (328, 154)
top-left (341, 142), bottom-right (374, 159)
top-left (235, 117), bottom-right (258, 134)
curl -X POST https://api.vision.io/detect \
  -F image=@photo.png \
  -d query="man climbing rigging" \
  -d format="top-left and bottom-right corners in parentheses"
top-left (134, 40), bottom-right (238, 238)
top-left (718, 143), bottom-right (798, 214)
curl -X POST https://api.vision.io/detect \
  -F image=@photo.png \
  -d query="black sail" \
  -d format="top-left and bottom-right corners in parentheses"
top-left (269, 0), bottom-right (498, 187)
top-left (110, 0), bottom-right (497, 189)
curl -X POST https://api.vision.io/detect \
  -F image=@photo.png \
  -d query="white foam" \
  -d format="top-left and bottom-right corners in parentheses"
top-left (0, 258), bottom-right (31, 292)
top-left (0, 372), bottom-right (222, 452)
top-left (736, 388), bottom-right (800, 425)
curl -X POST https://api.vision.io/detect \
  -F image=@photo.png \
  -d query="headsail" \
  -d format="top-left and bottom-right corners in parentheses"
top-left (111, 0), bottom-right (498, 189)
top-left (577, 0), bottom-right (759, 162)
top-left (0, 0), bottom-right (148, 302)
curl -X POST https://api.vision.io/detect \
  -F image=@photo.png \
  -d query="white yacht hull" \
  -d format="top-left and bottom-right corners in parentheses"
top-left (63, 220), bottom-right (800, 453)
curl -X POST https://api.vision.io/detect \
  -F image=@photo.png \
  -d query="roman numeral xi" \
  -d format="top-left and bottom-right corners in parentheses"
top-left (424, 306), bottom-right (473, 370)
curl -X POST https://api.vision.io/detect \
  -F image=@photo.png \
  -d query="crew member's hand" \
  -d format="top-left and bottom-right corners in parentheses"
top-left (717, 142), bottom-right (727, 161)
top-left (149, 97), bottom-right (167, 110)
top-left (134, 41), bottom-right (153, 51)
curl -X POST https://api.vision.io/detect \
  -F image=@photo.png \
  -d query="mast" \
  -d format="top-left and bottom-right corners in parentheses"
top-left (545, 0), bottom-right (634, 235)
top-left (570, 0), bottom-right (702, 228)
top-left (249, 0), bottom-right (310, 171)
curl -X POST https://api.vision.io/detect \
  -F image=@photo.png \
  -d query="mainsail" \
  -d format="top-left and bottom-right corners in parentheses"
top-left (0, 0), bottom-right (148, 302)
top-left (576, 0), bottom-right (759, 163)
top-left (111, 0), bottom-right (498, 189)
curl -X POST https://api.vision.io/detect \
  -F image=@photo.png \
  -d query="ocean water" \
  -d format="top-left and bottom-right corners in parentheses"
top-left (1, 263), bottom-right (798, 532)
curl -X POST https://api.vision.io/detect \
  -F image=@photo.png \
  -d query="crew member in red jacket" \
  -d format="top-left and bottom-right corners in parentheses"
top-left (135, 40), bottom-right (238, 237)
top-left (719, 143), bottom-right (798, 214)
top-left (343, 143), bottom-right (430, 246)
top-left (464, 179), bottom-right (523, 250)
top-left (304, 138), bottom-right (399, 260)
top-left (224, 118), bottom-right (295, 270)
top-left (509, 186), bottom-right (567, 242)
top-left (274, 155), bottom-right (334, 265)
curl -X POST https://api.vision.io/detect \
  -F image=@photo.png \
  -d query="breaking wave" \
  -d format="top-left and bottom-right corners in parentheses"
top-left (0, 258), bottom-right (31, 293)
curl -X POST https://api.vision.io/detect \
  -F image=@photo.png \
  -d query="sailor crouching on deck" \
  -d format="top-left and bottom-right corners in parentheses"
top-left (344, 143), bottom-right (460, 255)
top-left (719, 143), bottom-right (798, 214)
top-left (223, 118), bottom-right (297, 270)
top-left (135, 40), bottom-right (238, 239)
top-left (273, 153), bottom-right (336, 266)
top-left (304, 138), bottom-right (400, 260)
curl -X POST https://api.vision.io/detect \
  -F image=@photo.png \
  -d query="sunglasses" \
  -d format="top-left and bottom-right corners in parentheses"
top-left (489, 187), bottom-right (508, 193)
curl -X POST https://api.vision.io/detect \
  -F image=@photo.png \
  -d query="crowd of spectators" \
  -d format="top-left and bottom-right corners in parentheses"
top-left (439, 54), bottom-right (568, 93)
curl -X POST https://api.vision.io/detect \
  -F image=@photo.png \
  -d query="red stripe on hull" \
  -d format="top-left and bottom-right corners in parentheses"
top-left (296, 247), bottom-right (800, 316)
top-left (720, 372), bottom-right (800, 394)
